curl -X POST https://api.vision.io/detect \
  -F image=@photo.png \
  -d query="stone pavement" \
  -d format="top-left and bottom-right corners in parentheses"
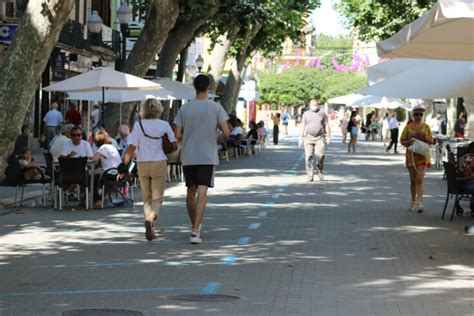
top-left (0, 133), bottom-right (473, 315)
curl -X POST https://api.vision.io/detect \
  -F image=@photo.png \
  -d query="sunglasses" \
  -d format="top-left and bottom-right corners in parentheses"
top-left (71, 133), bottom-right (82, 137)
top-left (413, 113), bottom-right (424, 117)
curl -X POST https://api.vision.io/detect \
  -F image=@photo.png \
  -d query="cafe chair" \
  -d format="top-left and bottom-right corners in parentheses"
top-left (57, 157), bottom-right (89, 211)
top-left (442, 162), bottom-right (474, 221)
top-left (98, 167), bottom-right (134, 208)
top-left (14, 156), bottom-right (52, 208)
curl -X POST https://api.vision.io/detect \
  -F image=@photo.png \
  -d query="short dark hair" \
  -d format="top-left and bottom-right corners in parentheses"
top-left (193, 75), bottom-right (210, 93)
top-left (71, 126), bottom-right (82, 135)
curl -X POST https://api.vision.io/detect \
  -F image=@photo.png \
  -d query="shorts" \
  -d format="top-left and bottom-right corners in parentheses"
top-left (183, 165), bottom-right (215, 187)
top-left (283, 122), bottom-right (289, 126)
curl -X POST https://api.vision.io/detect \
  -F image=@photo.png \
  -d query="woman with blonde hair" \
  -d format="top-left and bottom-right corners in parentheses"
top-left (123, 99), bottom-right (177, 241)
top-left (400, 103), bottom-right (434, 213)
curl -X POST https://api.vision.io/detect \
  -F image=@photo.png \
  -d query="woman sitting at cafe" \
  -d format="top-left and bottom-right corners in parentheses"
top-left (91, 130), bottom-right (122, 208)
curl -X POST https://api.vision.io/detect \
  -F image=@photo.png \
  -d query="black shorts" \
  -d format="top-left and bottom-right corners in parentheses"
top-left (183, 165), bottom-right (215, 188)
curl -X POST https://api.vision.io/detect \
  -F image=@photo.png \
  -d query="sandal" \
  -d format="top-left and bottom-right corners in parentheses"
top-left (144, 220), bottom-right (156, 241)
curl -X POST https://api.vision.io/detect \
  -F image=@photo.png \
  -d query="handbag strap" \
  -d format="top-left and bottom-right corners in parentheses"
top-left (138, 117), bottom-right (163, 140)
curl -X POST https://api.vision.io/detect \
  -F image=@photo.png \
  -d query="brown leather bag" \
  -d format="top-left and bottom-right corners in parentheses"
top-left (138, 117), bottom-right (177, 154)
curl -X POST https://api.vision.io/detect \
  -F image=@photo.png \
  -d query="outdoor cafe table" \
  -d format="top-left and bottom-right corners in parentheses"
top-left (52, 160), bottom-right (98, 210)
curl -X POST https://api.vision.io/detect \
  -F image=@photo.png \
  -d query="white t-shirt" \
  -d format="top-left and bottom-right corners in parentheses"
top-left (231, 126), bottom-right (243, 136)
top-left (97, 144), bottom-right (122, 173)
top-left (61, 139), bottom-right (93, 158)
top-left (91, 108), bottom-right (100, 128)
top-left (128, 119), bottom-right (176, 162)
top-left (389, 117), bottom-right (399, 129)
top-left (50, 135), bottom-right (69, 162)
top-left (92, 137), bottom-right (119, 154)
top-left (43, 109), bottom-right (63, 127)
top-left (430, 117), bottom-right (440, 133)
top-left (173, 99), bottom-right (229, 166)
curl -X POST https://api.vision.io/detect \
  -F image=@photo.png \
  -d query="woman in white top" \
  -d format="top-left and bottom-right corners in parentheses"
top-left (91, 130), bottom-right (122, 208)
top-left (123, 99), bottom-right (177, 241)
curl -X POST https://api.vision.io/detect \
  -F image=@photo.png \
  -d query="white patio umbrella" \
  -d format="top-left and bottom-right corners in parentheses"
top-left (377, 0), bottom-right (474, 61)
top-left (327, 94), bottom-right (365, 105)
top-left (358, 58), bottom-right (474, 99)
top-left (43, 67), bottom-right (161, 93)
top-left (67, 88), bottom-right (176, 103)
top-left (352, 95), bottom-right (412, 109)
top-left (43, 68), bottom-right (161, 129)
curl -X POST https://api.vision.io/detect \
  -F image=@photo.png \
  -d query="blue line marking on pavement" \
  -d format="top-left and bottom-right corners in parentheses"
top-left (237, 237), bottom-right (250, 245)
top-left (201, 282), bottom-right (221, 295)
top-left (265, 201), bottom-right (274, 207)
top-left (0, 286), bottom-right (203, 297)
top-left (248, 223), bottom-right (261, 229)
top-left (258, 211), bottom-right (267, 217)
top-left (271, 193), bottom-right (279, 199)
top-left (221, 256), bottom-right (237, 265)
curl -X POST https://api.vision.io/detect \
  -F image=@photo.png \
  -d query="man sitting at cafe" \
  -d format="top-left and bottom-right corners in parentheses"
top-left (60, 126), bottom-right (93, 158)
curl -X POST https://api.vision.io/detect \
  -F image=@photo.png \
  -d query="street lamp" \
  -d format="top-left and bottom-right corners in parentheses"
top-left (195, 54), bottom-right (204, 73)
top-left (117, 3), bottom-right (133, 70)
top-left (87, 10), bottom-right (103, 45)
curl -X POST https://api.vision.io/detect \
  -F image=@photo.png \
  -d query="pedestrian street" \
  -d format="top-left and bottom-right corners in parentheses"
top-left (0, 134), bottom-right (472, 315)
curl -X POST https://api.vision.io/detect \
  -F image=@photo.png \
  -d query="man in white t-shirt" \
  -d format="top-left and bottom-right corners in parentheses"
top-left (60, 126), bottom-right (93, 158)
top-left (173, 74), bottom-right (230, 244)
top-left (386, 112), bottom-right (400, 154)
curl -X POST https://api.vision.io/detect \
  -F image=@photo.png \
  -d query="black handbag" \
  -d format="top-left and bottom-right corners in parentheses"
top-left (138, 117), bottom-right (177, 154)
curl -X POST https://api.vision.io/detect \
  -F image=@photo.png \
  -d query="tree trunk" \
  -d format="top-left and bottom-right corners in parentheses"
top-left (206, 24), bottom-right (240, 92)
top-left (156, 7), bottom-right (219, 120)
top-left (104, 0), bottom-right (179, 133)
top-left (0, 0), bottom-right (75, 183)
top-left (221, 24), bottom-right (261, 113)
top-left (464, 96), bottom-right (474, 139)
top-left (176, 45), bottom-right (189, 83)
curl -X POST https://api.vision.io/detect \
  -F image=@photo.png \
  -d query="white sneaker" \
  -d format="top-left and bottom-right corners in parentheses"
top-left (190, 233), bottom-right (202, 244)
top-left (318, 170), bottom-right (324, 181)
top-left (417, 201), bottom-right (424, 213)
top-left (408, 201), bottom-right (417, 212)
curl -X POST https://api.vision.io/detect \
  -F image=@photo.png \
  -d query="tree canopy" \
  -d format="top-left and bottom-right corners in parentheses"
top-left (336, 0), bottom-right (436, 42)
top-left (258, 66), bottom-right (366, 106)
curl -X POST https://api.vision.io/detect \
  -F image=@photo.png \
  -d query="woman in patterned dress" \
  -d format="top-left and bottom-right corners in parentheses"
top-left (400, 103), bottom-right (434, 213)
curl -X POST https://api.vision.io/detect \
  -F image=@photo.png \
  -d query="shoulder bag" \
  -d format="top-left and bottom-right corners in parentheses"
top-left (138, 117), bottom-right (177, 154)
top-left (408, 138), bottom-right (430, 156)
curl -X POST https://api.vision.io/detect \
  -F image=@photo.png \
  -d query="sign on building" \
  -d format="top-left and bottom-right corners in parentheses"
top-left (0, 24), bottom-right (17, 44)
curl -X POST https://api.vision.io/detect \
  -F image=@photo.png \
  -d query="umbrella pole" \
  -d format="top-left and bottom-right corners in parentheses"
top-left (120, 103), bottom-right (122, 125)
top-left (102, 87), bottom-right (105, 129)
top-left (87, 101), bottom-right (91, 138)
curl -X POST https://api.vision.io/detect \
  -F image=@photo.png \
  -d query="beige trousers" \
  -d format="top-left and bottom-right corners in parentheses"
top-left (137, 160), bottom-right (167, 220)
top-left (304, 137), bottom-right (325, 178)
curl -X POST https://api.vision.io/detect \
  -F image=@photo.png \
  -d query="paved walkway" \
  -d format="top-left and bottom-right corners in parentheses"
top-left (0, 133), bottom-right (473, 315)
